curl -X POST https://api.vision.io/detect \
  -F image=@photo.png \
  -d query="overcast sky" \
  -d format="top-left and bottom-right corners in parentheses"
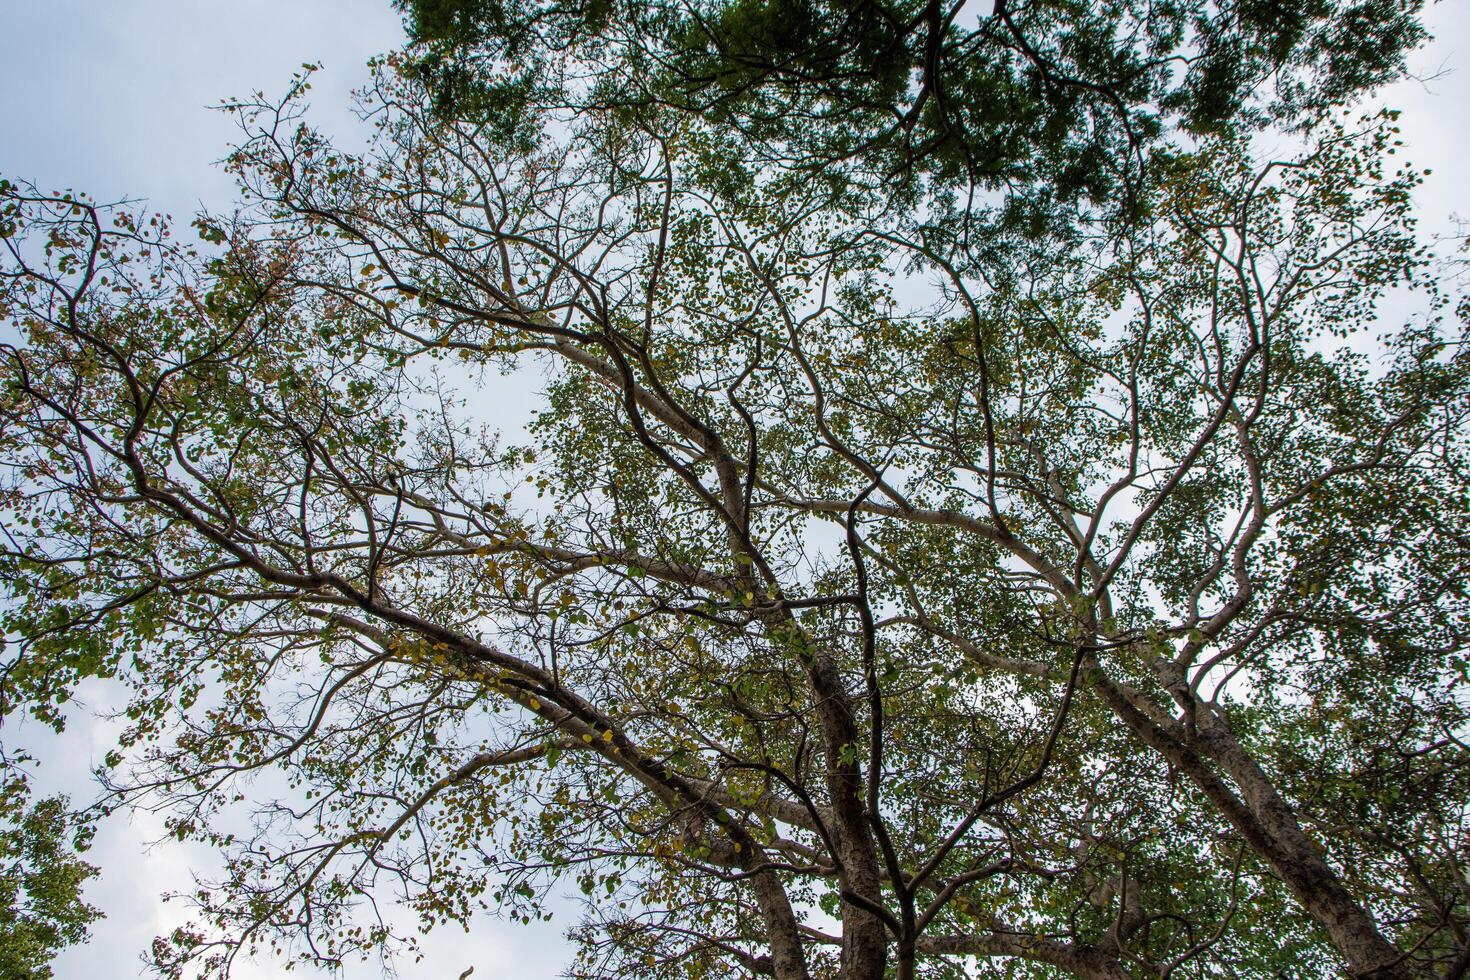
top-left (3, 2), bottom-right (1470, 978)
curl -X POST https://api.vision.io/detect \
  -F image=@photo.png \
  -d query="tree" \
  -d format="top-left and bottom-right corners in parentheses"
top-left (0, 759), bottom-right (101, 980)
top-left (1, 18), bottom-right (1468, 980)
top-left (394, 0), bottom-right (1426, 223)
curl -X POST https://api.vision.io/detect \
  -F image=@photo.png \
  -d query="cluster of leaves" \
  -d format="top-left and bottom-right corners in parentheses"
top-left (395, 0), bottom-right (1426, 227)
top-left (0, 761), bottom-right (100, 980)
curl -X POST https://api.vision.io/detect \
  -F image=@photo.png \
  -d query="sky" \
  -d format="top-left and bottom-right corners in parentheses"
top-left (2, 2), bottom-right (1470, 978)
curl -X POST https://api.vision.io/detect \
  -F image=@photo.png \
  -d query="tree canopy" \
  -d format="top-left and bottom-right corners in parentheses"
top-left (2, 2), bottom-right (1469, 978)
top-left (396, 0), bottom-right (1425, 219)
top-left (0, 764), bottom-right (100, 980)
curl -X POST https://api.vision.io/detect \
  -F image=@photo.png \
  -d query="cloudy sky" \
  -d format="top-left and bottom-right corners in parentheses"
top-left (2, 2), bottom-right (1469, 978)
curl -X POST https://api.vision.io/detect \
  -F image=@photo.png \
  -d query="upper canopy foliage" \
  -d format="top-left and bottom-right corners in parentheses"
top-left (1, 2), bottom-right (1467, 979)
top-left (396, 0), bottom-right (1425, 220)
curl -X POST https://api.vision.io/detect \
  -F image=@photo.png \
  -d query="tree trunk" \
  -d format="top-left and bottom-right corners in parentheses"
top-left (748, 861), bottom-right (813, 980)
top-left (809, 654), bottom-right (889, 980)
top-left (1092, 669), bottom-right (1408, 978)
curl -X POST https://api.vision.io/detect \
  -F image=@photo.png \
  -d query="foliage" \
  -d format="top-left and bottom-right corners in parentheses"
top-left (0, 3), bottom-right (1467, 979)
top-left (394, 0), bottom-right (1426, 225)
top-left (0, 761), bottom-right (101, 980)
